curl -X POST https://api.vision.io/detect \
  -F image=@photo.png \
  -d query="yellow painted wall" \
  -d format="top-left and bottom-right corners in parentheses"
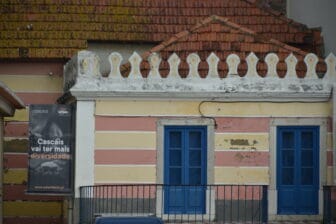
top-left (95, 131), bottom-right (156, 149)
top-left (4, 201), bottom-right (62, 216)
top-left (96, 100), bottom-right (332, 117)
top-left (95, 165), bottom-right (156, 183)
top-left (215, 133), bottom-right (269, 151)
top-left (215, 167), bottom-right (269, 184)
top-left (4, 107), bottom-right (28, 122)
top-left (0, 75), bottom-right (62, 92)
top-left (3, 169), bottom-right (27, 184)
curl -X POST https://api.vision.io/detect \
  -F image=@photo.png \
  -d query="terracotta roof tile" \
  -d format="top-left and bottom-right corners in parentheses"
top-left (0, 0), bottom-right (323, 59)
top-left (131, 16), bottom-right (325, 78)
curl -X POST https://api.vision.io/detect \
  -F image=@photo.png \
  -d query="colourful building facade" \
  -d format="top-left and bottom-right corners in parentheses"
top-left (65, 50), bottom-right (335, 222)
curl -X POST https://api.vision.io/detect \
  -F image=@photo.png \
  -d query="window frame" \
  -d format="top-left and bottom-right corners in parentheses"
top-left (156, 118), bottom-right (215, 220)
top-left (269, 118), bottom-right (327, 219)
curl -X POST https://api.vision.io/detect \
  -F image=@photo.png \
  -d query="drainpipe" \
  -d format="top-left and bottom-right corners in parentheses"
top-left (333, 84), bottom-right (336, 185)
top-left (0, 117), bottom-right (3, 224)
top-left (67, 197), bottom-right (73, 224)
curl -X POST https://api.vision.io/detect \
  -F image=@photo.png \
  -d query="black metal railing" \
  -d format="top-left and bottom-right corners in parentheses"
top-left (79, 184), bottom-right (268, 224)
top-left (323, 185), bottom-right (336, 224)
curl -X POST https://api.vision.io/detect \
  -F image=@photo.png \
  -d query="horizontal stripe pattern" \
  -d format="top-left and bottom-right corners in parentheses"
top-left (96, 100), bottom-right (200, 116)
top-left (327, 151), bottom-right (333, 166)
top-left (201, 102), bottom-right (332, 117)
top-left (3, 184), bottom-right (63, 201)
top-left (96, 101), bottom-right (332, 117)
top-left (4, 153), bottom-right (27, 169)
top-left (327, 167), bottom-right (333, 185)
top-left (4, 169), bottom-right (27, 184)
top-left (96, 116), bottom-right (157, 131)
top-left (95, 116), bottom-right (271, 132)
top-left (95, 165), bottom-right (156, 183)
top-left (95, 131), bottom-right (156, 149)
top-left (95, 150), bottom-right (156, 165)
top-left (215, 133), bottom-right (269, 151)
top-left (4, 201), bottom-right (62, 216)
top-left (216, 117), bottom-right (270, 132)
top-left (91, 185), bottom-right (157, 199)
top-left (4, 122), bottom-right (28, 137)
top-left (16, 92), bottom-right (62, 104)
top-left (215, 167), bottom-right (269, 184)
top-left (4, 217), bottom-right (64, 224)
top-left (0, 75), bottom-right (63, 92)
top-left (215, 185), bottom-right (263, 200)
top-left (5, 108), bottom-right (28, 122)
top-left (0, 62), bottom-right (64, 76)
top-left (215, 151), bottom-right (269, 166)
top-left (4, 138), bottom-right (29, 153)
top-left (327, 132), bottom-right (332, 150)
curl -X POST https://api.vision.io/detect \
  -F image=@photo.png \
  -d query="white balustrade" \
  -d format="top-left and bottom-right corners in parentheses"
top-left (65, 50), bottom-right (336, 101)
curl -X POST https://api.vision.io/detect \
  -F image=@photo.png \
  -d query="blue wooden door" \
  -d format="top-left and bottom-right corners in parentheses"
top-left (277, 126), bottom-right (319, 214)
top-left (164, 126), bottom-right (207, 214)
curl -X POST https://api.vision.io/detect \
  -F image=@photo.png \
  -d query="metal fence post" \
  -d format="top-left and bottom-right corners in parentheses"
top-left (261, 185), bottom-right (268, 224)
top-left (323, 186), bottom-right (331, 224)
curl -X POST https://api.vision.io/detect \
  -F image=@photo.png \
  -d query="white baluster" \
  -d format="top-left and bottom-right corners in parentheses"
top-left (304, 53), bottom-right (318, 79)
top-left (245, 52), bottom-right (259, 78)
top-left (325, 53), bottom-right (336, 80)
top-left (285, 53), bottom-right (298, 79)
top-left (148, 53), bottom-right (162, 79)
top-left (108, 52), bottom-right (123, 78)
top-left (226, 54), bottom-right (240, 78)
top-left (265, 53), bottom-right (279, 78)
top-left (206, 52), bottom-right (219, 78)
top-left (167, 53), bottom-right (181, 79)
top-left (128, 52), bottom-right (142, 79)
top-left (186, 53), bottom-right (201, 79)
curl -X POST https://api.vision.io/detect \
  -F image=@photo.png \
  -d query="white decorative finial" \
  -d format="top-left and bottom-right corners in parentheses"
top-left (285, 53), bottom-right (298, 79)
top-left (226, 54), bottom-right (240, 78)
top-left (186, 53), bottom-right (201, 79)
top-left (304, 53), bottom-right (318, 79)
top-left (108, 52), bottom-right (123, 78)
top-left (206, 52), bottom-right (219, 78)
top-left (128, 52), bottom-right (142, 79)
top-left (148, 53), bottom-right (162, 79)
top-left (265, 53), bottom-right (279, 78)
top-left (78, 50), bottom-right (101, 77)
top-left (245, 52), bottom-right (259, 78)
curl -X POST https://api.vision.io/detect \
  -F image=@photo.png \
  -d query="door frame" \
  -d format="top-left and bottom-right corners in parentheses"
top-left (269, 118), bottom-right (327, 219)
top-left (276, 125), bottom-right (319, 214)
top-left (156, 118), bottom-right (215, 220)
top-left (163, 126), bottom-right (207, 214)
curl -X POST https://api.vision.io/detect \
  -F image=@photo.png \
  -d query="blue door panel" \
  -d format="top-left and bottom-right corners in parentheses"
top-left (277, 126), bottom-right (319, 215)
top-left (187, 186), bottom-right (204, 206)
top-left (278, 187), bottom-right (296, 213)
top-left (299, 188), bottom-right (318, 213)
top-left (164, 126), bottom-right (206, 214)
top-left (167, 187), bottom-right (184, 207)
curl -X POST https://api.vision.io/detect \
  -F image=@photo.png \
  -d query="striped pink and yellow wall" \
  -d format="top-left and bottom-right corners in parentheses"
top-left (0, 62), bottom-right (66, 224)
top-left (94, 100), bottom-right (333, 185)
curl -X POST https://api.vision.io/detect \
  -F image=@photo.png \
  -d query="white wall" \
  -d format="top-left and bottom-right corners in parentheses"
top-left (287, 0), bottom-right (336, 55)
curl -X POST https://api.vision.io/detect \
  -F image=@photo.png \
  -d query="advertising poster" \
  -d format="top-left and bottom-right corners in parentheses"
top-left (28, 104), bottom-right (74, 194)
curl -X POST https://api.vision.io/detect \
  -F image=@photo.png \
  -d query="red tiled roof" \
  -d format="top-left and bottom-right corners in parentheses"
top-left (133, 16), bottom-right (325, 78)
top-left (0, 0), bottom-right (323, 59)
